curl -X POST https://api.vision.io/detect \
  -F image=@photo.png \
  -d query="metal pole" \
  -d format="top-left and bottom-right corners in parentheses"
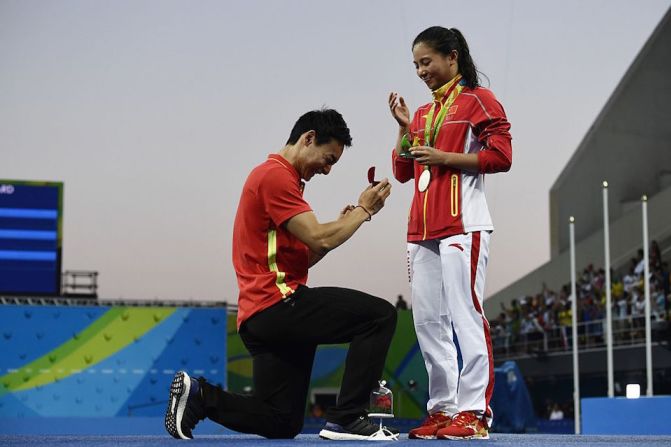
top-left (570, 217), bottom-right (580, 434)
top-left (642, 195), bottom-right (653, 396)
top-left (603, 181), bottom-right (614, 397)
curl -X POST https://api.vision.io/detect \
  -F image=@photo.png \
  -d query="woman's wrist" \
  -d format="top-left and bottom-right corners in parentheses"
top-left (442, 151), bottom-right (451, 167)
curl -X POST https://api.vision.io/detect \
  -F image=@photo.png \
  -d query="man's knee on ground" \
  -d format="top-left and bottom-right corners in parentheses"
top-left (263, 414), bottom-right (304, 439)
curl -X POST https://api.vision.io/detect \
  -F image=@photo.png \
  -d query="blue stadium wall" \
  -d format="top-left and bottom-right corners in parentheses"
top-left (0, 304), bottom-right (226, 419)
top-left (1, 303), bottom-right (539, 435)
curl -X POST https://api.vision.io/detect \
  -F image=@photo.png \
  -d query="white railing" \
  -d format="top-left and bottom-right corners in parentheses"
top-left (492, 314), bottom-right (668, 359)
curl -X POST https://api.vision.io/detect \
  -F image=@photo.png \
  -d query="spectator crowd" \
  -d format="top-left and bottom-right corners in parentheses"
top-left (491, 241), bottom-right (670, 357)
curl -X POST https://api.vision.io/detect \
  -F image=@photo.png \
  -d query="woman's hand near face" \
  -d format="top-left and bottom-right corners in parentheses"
top-left (388, 92), bottom-right (410, 129)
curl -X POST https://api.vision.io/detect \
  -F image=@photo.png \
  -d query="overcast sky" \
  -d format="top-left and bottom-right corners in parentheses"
top-left (3, 0), bottom-right (670, 305)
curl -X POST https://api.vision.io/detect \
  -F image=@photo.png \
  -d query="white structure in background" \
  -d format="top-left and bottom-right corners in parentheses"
top-left (642, 195), bottom-right (653, 396)
top-left (602, 181), bottom-right (614, 398)
top-left (570, 217), bottom-right (580, 434)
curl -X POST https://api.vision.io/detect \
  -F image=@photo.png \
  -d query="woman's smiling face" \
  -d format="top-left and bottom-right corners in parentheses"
top-left (412, 42), bottom-right (458, 91)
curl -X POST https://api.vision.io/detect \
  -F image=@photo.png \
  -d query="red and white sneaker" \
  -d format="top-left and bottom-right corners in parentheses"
top-left (436, 411), bottom-right (489, 440)
top-left (408, 412), bottom-right (452, 439)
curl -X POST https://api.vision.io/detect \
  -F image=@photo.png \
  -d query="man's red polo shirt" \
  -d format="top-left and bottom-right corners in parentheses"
top-left (232, 154), bottom-right (312, 329)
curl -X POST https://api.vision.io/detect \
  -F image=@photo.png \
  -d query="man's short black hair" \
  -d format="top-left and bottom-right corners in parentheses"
top-left (286, 108), bottom-right (352, 147)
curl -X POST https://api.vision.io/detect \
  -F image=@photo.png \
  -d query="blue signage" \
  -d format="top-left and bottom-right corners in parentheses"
top-left (0, 180), bottom-right (63, 295)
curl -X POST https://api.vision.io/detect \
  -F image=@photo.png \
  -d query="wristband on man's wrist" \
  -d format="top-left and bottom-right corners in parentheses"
top-left (355, 205), bottom-right (372, 221)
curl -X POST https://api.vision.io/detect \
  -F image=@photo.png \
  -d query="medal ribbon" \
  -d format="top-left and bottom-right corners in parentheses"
top-left (423, 74), bottom-right (464, 147)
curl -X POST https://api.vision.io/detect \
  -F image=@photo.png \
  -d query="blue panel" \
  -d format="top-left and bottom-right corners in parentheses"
top-left (0, 306), bottom-right (108, 368)
top-left (490, 361), bottom-right (538, 433)
top-left (0, 217), bottom-right (57, 231)
top-left (0, 267), bottom-right (59, 294)
top-left (537, 419), bottom-right (574, 434)
top-left (0, 230), bottom-right (57, 240)
top-left (0, 260), bottom-right (56, 271)
top-left (0, 305), bottom-right (227, 420)
top-left (582, 396), bottom-right (671, 434)
top-left (0, 182), bottom-right (61, 295)
top-left (0, 208), bottom-right (58, 219)
top-left (124, 308), bottom-right (227, 416)
top-left (0, 240), bottom-right (58, 251)
top-left (0, 183), bottom-right (59, 209)
top-left (311, 347), bottom-right (347, 380)
top-left (3, 308), bottom-right (188, 417)
top-left (0, 392), bottom-right (41, 418)
top-left (0, 251), bottom-right (57, 261)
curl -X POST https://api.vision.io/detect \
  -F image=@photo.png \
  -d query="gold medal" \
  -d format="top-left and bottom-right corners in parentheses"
top-left (418, 168), bottom-right (431, 192)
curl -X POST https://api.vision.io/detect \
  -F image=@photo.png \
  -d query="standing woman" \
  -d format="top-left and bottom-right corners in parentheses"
top-left (388, 26), bottom-right (512, 440)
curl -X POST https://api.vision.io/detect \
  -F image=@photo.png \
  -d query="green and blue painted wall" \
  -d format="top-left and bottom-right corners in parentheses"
top-left (0, 305), bottom-right (226, 417)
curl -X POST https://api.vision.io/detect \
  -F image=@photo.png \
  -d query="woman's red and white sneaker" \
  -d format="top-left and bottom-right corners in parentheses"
top-left (436, 411), bottom-right (489, 440)
top-left (408, 412), bottom-right (452, 439)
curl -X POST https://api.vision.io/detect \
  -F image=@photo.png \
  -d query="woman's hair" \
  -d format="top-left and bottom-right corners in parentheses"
top-left (413, 26), bottom-right (479, 89)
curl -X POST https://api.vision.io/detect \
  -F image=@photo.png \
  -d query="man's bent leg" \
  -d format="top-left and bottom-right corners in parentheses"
top-left (199, 334), bottom-right (316, 439)
top-left (283, 286), bottom-right (397, 425)
top-left (239, 288), bottom-right (396, 427)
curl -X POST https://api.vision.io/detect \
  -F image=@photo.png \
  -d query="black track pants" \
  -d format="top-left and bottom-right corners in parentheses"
top-left (199, 285), bottom-right (397, 438)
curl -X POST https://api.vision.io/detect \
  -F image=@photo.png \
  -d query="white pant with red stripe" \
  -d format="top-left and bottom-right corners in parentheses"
top-left (408, 231), bottom-right (494, 423)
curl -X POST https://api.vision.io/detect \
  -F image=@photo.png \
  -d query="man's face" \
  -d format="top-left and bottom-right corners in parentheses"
top-left (302, 138), bottom-right (344, 181)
